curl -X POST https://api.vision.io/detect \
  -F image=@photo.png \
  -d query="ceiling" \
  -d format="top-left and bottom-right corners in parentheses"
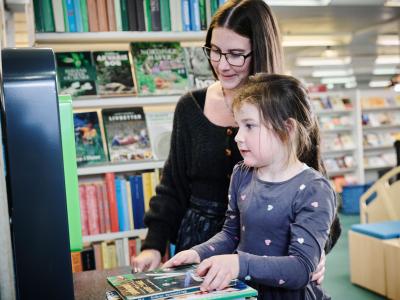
top-left (269, 0), bottom-right (400, 89)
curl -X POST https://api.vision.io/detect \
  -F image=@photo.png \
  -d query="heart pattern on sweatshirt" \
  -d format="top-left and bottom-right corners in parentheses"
top-left (265, 239), bottom-right (272, 246)
top-left (311, 202), bottom-right (319, 208)
top-left (299, 184), bottom-right (306, 190)
top-left (279, 279), bottom-right (285, 285)
top-left (297, 238), bottom-right (305, 244)
top-left (241, 194), bottom-right (246, 201)
top-left (267, 205), bottom-right (274, 211)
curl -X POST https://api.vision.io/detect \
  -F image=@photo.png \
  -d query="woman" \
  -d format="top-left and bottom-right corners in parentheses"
top-left (132, 0), bottom-right (341, 277)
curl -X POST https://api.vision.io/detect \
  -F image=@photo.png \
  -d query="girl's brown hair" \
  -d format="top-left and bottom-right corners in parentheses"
top-left (205, 0), bottom-right (284, 76)
top-left (233, 73), bottom-right (326, 174)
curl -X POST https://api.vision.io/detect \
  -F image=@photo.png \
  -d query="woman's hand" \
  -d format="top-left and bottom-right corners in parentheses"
top-left (131, 249), bottom-right (162, 272)
top-left (196, 254), bottom-right (239, 291)
top-left (311, 251), bottom-right (326, 284)
top-left (162, 250), bottom-right (200, 268)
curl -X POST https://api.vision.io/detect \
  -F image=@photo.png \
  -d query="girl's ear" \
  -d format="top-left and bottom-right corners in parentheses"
top-left (285, 118), bottom-right (297, 136)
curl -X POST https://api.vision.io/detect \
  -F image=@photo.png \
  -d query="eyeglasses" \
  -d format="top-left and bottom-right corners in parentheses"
top-left (202, 46), bottom-right (252, 67)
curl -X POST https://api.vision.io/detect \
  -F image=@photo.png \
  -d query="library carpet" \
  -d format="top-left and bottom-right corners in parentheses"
top-left (323, 214), bottom-right (385, 299)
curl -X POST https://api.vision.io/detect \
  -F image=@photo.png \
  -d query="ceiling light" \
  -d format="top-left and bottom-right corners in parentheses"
top-left (312, 69), bottom-right (353, 77)
top-left (321, 76), bottom-right (356, 84)
top-left (385, 0), bottom-right (400, 6)
top-left (369, 80), bottom-right (391, 88)
top-left (375, 55), bottom-right (400, 64)
top-left (266, 0), bottom-right (331, 5)
top-left (296, 57), bottom-right (351, 66)
top-left (345, 81), bottom-right (357, 89)
top-left (373, 67), bottom-right (399, 75)
top-left (377, 35), bottom-right (400, 46)
top-left (282, 35), bottom-right (351, 47)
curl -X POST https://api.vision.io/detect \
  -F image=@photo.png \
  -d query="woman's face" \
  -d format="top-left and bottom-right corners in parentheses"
top-left (210, 27), bottom-right (252, 91)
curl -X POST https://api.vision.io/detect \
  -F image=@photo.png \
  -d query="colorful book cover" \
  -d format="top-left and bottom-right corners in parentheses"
top-left (73, 111), bottom-right (106, 166)
top-left (102, 107), bottom-right (152, 162)
top-left (56, 51), bottom-right (97, 97)
top-left (107, 264), bottom-right (256, 300)
top-left (130, 42), bottom-right (189, 95)
top-left (183, 46), bottom-right (215, 89)
top-left (145, 109), bottom-right (174, 160)
top-left (93, 51), bottom-right (136, 96)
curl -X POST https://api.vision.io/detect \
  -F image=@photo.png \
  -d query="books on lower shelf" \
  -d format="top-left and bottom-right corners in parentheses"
top-left (107, 264), bottom-right (257, 300)
top-left (361, 95), bottom-right (400, 109)
top-left (362, 111), bottom-right (400, 127)
top-left (363, 131), bottom-right (399, 148)
top-left (321, 133), bottom-right (355, 152)
top-left (364, 153), bottom-right (396, 169)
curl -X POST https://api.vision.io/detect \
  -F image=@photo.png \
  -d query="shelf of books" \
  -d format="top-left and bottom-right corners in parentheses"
top-left (360, 89), bottom-right (400, 181)
top-left (310, 90), bottom-right (364, 191)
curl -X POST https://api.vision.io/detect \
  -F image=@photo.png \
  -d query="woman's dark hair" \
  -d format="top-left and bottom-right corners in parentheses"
top-left (205, 0), bottom-right (284, 76)
top-left (233, 73), bottom-right (325, 174)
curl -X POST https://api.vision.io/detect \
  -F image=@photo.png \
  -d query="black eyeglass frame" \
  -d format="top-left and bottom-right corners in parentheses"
top-left (202, 46), bottom-right (252, 67)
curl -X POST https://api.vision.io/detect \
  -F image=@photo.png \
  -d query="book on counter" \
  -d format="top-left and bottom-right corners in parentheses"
top-left (102, 107), bottom-right (152, 162)
top-left (107, 264), bottom-right (257, 300)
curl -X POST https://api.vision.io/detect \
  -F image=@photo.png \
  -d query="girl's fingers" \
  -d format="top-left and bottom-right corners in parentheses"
top-left (197, 259), bottom-right (212, 277)
top-left (201, 263), bottom-right (218, 291)
top-left (217, 273), bottom-right (232, 291)
top-left (208, 269), bottom-right (226, 291)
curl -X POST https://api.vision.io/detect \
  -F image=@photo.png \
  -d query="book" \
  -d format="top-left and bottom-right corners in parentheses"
top-left (106, 284), bottom-right (257, 300)
top-left (56, 51), bottom-right (97, 97)
top-left (183, 46), bottom-right (215, 89)
top-left (145, 108), bottom-right (174, 160)
top-left (107, 264), bottom-right (255, 300)
top-left (130, 42), bottom-right (189, 95)
top-left (102, 107), bottom-right (153, 162)
top-left (93, 51), bottom-right (136, 95)
top-left (73, 111), bottom-right (107, 166)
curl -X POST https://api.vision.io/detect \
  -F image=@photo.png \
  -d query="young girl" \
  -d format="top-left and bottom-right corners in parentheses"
top-left (164, 73), bottom-right (336, 300)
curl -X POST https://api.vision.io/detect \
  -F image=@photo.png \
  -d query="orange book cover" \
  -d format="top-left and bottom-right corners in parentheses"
top-left (86, 0), bottom-right (99, 31)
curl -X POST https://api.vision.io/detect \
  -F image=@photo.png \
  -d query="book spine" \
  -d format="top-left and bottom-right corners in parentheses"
top-left (205, 0), bottom-right (211, 27)
top-left (85, 184), bottom-right (101, 235)
top-left (80, 0), bottom-right (90, 31)
top-left (97, 0), bottom-right (110, 31)
top-left (159, 0), bottom-right (171, 31)
top-left (106, 0), bottom-right (117, 31)
top-left (150, 0), bottom-right (161, 31)
top-left (210, 0), bottom-right (218, 16)
top-left (136, 0), bottom-right (146, 31)
top-left (71, 251), bottom-right (83, 272)
top-left (52, 0), bottom-right (65, 31)
top-left (125, 180), bottom-right (135, 230)
top-left (99, 182), bottom-right (112, 232)
top-left (101, 241), bottom-right (110, 269)
top-left (127, 0), bottom-right (138, 31)
top-left (129, 175), bottom-right (145, 229)
top-left (189, 0), bottom-right (200, 31)
top-left (115, 177), bottom-right (125, 231)
top-left (119, 177), bottom-right (130, 231)
top-left (141, 172), bottom-right (153, 212)
top-left (144, 0), bottom-right (152, 31)
top-left (105, 172), bottom-right (119, 232)
top-left (122, 237), bottom-right (130, 266)
top-left (73, 0), bottom-right (83, 31)
top-left (86, 0), bottom-right (99, 31)
top-left (81, 247), bottom-right (96, 271)
top-left (95, 183), bottom-right (106, 233)
top-left (198, 0), bottom-right (206, 30)
top-left (78, 184), bottom-right (89, 236)
top-left (92, 242), bottom-right (103, 270)
top-left (61, 0), bottom-right (70, 32)
top-left (120, 0), bottom-right (129, 31)
top-left (114, 0), bottom-right (123, 31)
top-left (170, 0), bottom-right (182, 32)
top-left (33, 0), bottom-right (45, 32)
top-left (181, 0), bottom-right (191, 31)
top-left (65, 0), bottom-right (77, 32)
top-left (43, 0), bottom-right (56, 32)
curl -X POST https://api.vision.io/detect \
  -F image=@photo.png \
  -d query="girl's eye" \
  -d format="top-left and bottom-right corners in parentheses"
top-left (245, 124), bottom-right (254, 129)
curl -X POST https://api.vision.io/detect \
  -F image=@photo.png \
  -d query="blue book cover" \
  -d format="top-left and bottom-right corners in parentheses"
top-left (65, 0), bottom-right (77, 32)
top-left (189, 0), bottom-right (200, 31)
top-left (181, 0), bottom-right (191, 31)
top-left (129, 175), bottom-right (145, 229)
top-left (119, 177), bottom-right (131, 231)
top-left (115, 177), bottom-right (128, 231)
top-left (73, 0), bottom-right (83, 32)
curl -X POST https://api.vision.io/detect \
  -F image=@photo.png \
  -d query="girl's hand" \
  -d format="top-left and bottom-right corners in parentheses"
top-left (162, 250), bottom-right (200, 268)
top-left (311, 250), bottom-right (326, 284)
top-left (131, 249), bottom-right (161, 272)
top-left (196, 254), bottom-right (239, 291)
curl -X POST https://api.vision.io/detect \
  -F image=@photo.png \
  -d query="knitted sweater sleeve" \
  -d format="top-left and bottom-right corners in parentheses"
top-left (141, 94), bottom-right (192, 256)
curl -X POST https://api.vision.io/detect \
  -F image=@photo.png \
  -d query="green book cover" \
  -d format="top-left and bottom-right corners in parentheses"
top-left (33, 0), bottom-right (45, 32)
top-left (55, 51), bottom-right (97, 97)
top-left (160, 0), bottom-right (171, 31)
top-left (120, 0), bottom-right (129, 31)
top-left (130, 42), bottom-right (189, 95)
top-left (210, 0), bottom-right (218, 16)
top-left (73, 111), bottom-right (107, 166)
top-left (93, 51), bottom-right (136, 95)
top-left (58, 95), bottom-right (83, 251)
top-left (80, 0), bottom-right (89, 31)
top-left (144, 0), bottom-right (152, 31)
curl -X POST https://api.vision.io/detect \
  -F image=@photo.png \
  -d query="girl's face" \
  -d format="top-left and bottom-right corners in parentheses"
top-left (234, 103), bottom-right (289, 171)
top-left (210, 27), bottom-right (252, 91)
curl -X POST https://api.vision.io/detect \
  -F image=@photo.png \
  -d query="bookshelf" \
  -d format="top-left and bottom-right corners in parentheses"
top-left (78, 160), bottom-right (165, 176)
top-left (82, 228), bottom-right (147, 244)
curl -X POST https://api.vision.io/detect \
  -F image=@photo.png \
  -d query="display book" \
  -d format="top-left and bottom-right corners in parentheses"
top-left (106, 264), bottom-right (257, 300)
